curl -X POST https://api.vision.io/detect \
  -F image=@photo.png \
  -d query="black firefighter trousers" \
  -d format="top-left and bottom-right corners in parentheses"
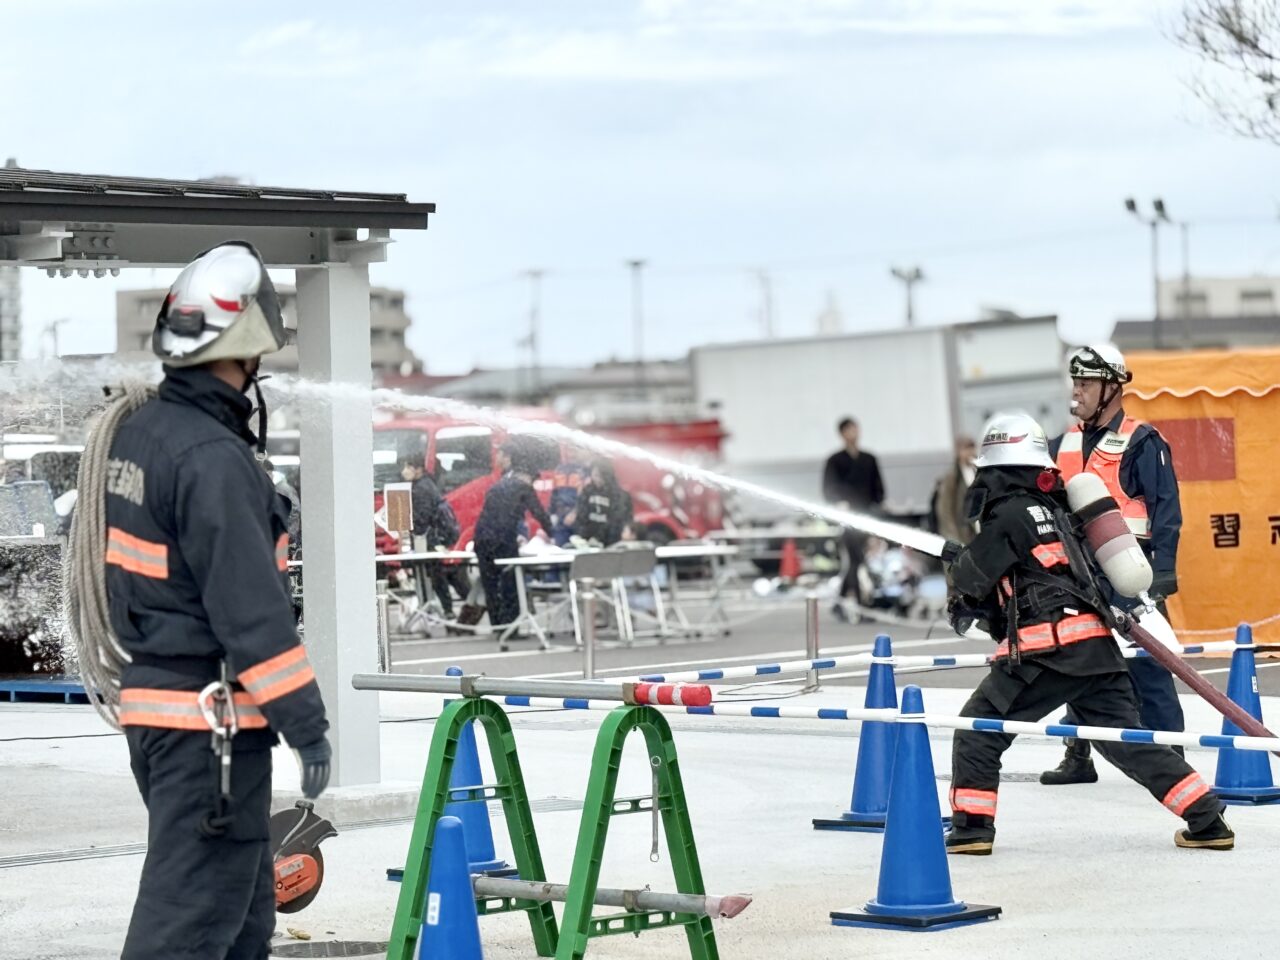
top-left (123, 728), bottom-right (275, 960)
top-left (951, 667), bottom-right (1223, 835)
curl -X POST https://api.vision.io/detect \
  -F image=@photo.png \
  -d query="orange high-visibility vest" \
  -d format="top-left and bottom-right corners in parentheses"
top-left (1056, 416), bottom-right (1151, 538)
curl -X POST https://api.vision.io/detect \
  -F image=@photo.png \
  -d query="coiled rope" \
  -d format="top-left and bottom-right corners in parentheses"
top-left (63, 383), bottom-right (157, 729)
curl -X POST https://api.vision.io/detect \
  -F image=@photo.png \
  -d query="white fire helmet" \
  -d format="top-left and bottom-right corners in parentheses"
top-left (1067, 343), bottom-right (1131, 384)
top-left (153, 242), bottom-right (289, 367)
top-left (973, 412), bottom-right (1056, 470)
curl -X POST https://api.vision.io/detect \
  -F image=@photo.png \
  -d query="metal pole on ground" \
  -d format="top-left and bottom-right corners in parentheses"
top-left (376, 579), bottom-right (392, 673)
top-left (581, 577), bottom-right (598, 680)
top-left (352, 672), bottom-right (713, 706)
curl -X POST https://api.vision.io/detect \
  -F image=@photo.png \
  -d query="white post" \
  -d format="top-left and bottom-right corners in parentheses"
top-left (295, 263), bottom-right (380, 786)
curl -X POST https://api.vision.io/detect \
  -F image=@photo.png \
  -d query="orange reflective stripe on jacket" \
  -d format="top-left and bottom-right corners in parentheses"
top-left (950, 787), bottom-right (998, 818)
top-left (106, 527), bottom-right (169, 580)
top-left (118, 688), bottom-right (268, 731)
top-left (1031, 542), bottom-right (1069, 568)
top-left (238, 644), bottom-right (316, 705)
top-left (1163, 772), bottom-right (1210, 816)
top-left (1056, 417), bottom-right (1150, 538)
top-left (993, 612), bottom-right (1111, 659)
top-left (275, 533), bottom-right (289, 572)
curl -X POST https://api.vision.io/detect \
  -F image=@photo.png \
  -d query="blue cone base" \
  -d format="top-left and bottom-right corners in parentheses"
top-left (832, 902), bottom-right (1001, 931)
top-left (813, 814), bottom-right (950, 833)
top-left (812, 813), bottom-right (886, 832)
top-left (467, 857), bottom-right (513, 874)
top-left (385, 862), bottom-right (516, 883)
top-left (1214, 786), bottom-right (1280, 805)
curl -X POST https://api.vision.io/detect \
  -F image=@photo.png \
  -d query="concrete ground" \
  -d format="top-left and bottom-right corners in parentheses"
top-left (3, 592), bottom-right (1277, 959)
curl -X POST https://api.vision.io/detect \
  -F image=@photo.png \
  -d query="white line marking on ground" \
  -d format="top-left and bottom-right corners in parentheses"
top-left (1197, 661), bottom-right (1280, 676)
top-left (395, 648), bottom-right (559, 667)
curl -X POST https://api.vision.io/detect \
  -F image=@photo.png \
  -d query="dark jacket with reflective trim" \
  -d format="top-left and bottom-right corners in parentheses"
top-left (105, 366), bottom-right (328, 748)
top-left (948, 468), bottom-right (1125, 678)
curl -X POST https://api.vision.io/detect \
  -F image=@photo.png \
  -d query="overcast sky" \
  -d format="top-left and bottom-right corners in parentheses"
top-left (4, 0), bottom-right (1278, 373)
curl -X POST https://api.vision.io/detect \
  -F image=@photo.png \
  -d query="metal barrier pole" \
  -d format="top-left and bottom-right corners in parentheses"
top-left (376, 579), bottom-right (392, 673)
top-left (804, 592), bottom-right (820, 693)
top-left (582, 578), bottom-right (597, 680)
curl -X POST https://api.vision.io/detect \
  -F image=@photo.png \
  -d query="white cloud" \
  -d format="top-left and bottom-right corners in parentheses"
top-left (479, 29), bottom-right (779, 82)
top-left (637, 0), bottom-right (1155, 37)
top-left (238, 20), bottom-right (318, 57)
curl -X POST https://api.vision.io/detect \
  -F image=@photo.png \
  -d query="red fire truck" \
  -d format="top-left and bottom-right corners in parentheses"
top-left (371, 412), bottom-right (726, 550)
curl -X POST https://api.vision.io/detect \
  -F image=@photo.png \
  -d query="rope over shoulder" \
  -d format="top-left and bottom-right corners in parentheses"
top-left (63, 381), bottom-right (157, 730)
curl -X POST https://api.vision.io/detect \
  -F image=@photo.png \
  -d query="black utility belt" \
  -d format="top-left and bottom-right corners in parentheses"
top-left (129, 652), bottom-right (238, 686)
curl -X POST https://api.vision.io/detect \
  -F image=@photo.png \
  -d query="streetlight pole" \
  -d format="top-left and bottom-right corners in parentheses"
top-left (523, 269), bottom-right (544, 397)
top-left (752, 268), bottom-right (775, 337)
top-left (1124, 197), bottom-right (1171, 349)
top-left (890, 265), bottom-right (924, 327)
top-left (627, 259), bottom-right (646, 387)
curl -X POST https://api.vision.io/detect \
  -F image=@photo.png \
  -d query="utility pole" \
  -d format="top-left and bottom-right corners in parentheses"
top-left (1124, 197), bottom-right (1171, 349)
top-left (890, 265), bottom-right (924, 327)
top-left (522, 268), bottom-right (544, 398)
top-left (627, 259), bottom-right (646, 387)
top-left (752, 268), bottom-right (775, 337)
top-left (1179, 221), bottom-right (1193, 346)
top-left (40, 318), bottom-right (67, 361)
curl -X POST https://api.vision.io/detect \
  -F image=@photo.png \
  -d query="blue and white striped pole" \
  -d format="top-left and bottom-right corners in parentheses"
top-left (623, 641), bottom-right (1247, 686)
top-left (494, 695), bottom-right (1280, 753)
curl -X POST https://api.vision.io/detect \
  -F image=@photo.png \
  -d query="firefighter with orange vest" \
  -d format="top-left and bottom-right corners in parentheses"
top-left (940, 413), bottom-right (1229, 855)
top-left (91, 243), bottom-right (330, 958)
top-left (1040, 344), bottom-right (1185, 786)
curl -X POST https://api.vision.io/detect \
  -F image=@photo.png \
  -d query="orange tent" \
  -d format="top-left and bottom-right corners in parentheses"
top-left (1124, 348), bottom-right (1280, 644)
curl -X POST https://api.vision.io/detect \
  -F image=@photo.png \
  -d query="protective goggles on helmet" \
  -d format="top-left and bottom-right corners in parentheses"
top-left (1068, 346), bottom-right (1131, 384)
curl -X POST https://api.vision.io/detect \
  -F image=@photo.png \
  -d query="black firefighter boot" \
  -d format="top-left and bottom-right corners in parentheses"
top-left (1175, 811), bottom-right (1235, 851)
top-left (1039, 738), bottom-right (1098, 785)
top-left (945, 813), bottom-right (995, 856)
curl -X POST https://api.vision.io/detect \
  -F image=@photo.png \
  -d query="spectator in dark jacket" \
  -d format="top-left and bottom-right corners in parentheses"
top-left (400, 459), bottom-right (467, 617)
top-left (474, 443), bottom-right (552, 630)
top-left (822, 416), bottom-right (885, 622)
top-left (568, 459), bottom-right (633, 545)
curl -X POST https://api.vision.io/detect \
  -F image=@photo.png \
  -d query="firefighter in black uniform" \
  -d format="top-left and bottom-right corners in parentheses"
top-left (1042, 343), bottom-right (1185, 784)
top-left (474, 440), bottom-right (552, 631)
top-left (104, 243), bottom-right (331, 957)
top-left (940, 413), bottom-right (1231, 855)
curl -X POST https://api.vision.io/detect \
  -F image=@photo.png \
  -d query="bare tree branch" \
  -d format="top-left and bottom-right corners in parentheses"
top-left (1176, 0), bottom-right (1280, 142)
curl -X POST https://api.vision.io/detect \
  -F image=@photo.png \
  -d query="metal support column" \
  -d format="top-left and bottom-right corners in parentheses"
top-left (804, 593), bottom-right (821, 693)
top-left (295, 263), bottom-right (380, 786)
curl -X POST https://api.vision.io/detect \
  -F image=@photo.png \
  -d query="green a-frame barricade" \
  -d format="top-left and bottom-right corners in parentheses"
top-left (384, 697), bottom-right (718, 960)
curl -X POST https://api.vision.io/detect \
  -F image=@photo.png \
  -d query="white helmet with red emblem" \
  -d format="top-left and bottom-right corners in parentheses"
top-left (153, 241), bottom-right (288, 367)
top-left (973, 412), bottom-right (1056, 470)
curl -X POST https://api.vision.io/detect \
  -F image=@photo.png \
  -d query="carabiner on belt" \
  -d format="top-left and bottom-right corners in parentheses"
top-left (197, 661), bottom-right (239, 837)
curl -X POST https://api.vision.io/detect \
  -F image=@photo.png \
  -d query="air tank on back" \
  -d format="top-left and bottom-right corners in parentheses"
top-left (1065, 472), bottom-right (1152, 598)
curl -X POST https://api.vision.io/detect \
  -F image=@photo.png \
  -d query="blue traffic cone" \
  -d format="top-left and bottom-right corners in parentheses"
top-left (814, 634), bottom-right (900, 831)
top-left (831, 685), bottom-right (1001, 931)
top-left (444, 667), bottom-right (511, 873)
top-left (1213, 625), bottom-right (1280, 804)
top-left (418, 815), bottom-right (484, 960)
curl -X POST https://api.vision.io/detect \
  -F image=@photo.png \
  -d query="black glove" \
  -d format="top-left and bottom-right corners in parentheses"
top-left (295, 737), bottom-right (332, 800)
top-left (940, 539), bottom-right (964, 564)
top-left (947, 594), bottom-right (989, 637)
top-left (1151, 570), bottom-right (1178, 599)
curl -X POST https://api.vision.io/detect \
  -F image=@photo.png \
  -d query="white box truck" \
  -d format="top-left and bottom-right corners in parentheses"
top-left (691, 315), bottom-right (1069, 519)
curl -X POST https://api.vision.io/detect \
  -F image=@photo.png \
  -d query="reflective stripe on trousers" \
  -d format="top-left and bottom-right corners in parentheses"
top-left (950, 787), bottom-right (999, 818)
top-left (1163, 772), bottom-right (1210, 817)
